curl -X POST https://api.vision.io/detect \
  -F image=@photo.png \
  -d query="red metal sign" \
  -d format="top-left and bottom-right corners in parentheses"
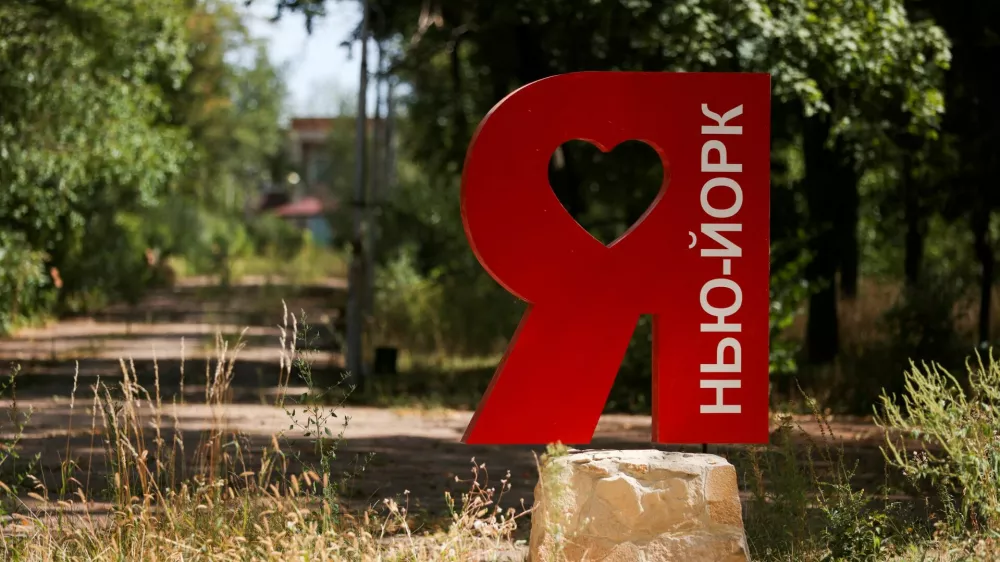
top-left (460, 72), bottom-right (770, 445)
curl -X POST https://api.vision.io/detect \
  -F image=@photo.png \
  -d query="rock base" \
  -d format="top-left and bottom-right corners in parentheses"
top-left (529, 450), bottom-right (749, 562)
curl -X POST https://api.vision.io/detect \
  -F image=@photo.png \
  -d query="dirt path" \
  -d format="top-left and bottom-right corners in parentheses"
top-left (0, 277), bottom-right (901, 532)
top-left (2, 278), bottom-right (343, 400)
top-left (2, 398), bottom-right (895, 523)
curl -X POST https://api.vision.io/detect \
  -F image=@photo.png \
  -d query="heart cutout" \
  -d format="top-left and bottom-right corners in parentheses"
top-left (548, 139), bottom-right (666, 246)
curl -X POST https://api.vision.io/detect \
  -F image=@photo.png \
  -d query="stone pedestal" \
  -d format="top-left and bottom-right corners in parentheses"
top-left (529, 450), bottom-right (749, 562)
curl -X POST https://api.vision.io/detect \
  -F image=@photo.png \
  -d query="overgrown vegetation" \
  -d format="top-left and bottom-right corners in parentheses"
top-left (3, 332), bottom-right (1000, 559)
top-left (0, 0), bottom-right (313, 331)
top-left (0, 308), bottom-right (526, 561)
top-left (318, 0), bottom-right (996, 416)
top-left (741, 351), bottom-right (1000, 561)
top-left (878, 352), bottom-right (1000, 541)
top-left (4, 0), bottom-right (1000, 559)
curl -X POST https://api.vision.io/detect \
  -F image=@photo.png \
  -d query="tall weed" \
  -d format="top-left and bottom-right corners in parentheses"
top-left (0, 306), bottom-right (527, 561)
top-left (877, 350), bottom-right (1000, 535)
top-left (742, 393), bottom-right (908, 561)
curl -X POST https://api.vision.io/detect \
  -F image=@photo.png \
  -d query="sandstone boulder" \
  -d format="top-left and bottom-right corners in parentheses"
top-left (529, 450), bottom-right (749, 562)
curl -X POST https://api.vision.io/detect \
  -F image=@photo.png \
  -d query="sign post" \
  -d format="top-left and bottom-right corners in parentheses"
top-left (459, 72), bottom-right (771, 446)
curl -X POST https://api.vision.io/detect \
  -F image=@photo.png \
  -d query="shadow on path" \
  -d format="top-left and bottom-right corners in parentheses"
top-left (0, 276), bottom-right (914, 541)
top-left (1, 280), bottom-right (346, 402)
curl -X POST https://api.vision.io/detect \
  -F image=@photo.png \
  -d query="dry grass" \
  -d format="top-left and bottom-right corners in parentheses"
top-left (784, 279), bottom-right (1000, 352)
top-left (0, 303), bottom-right (528, 561)
top-left (3, 287), bottom-right (999, 560)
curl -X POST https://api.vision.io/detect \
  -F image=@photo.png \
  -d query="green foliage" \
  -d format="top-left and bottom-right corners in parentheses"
top-left (0, 0), bottom-right (190, 242)
top-left (372, 242), bottom-right (520, 358)
top-left (166, 1), bottom-right (286, 212)
top-left (0, 365), bottom-right (39, 517)
top-left (59, 212), bottom-right (158, 309)
top-left (877, 351), bottom-right (1000, 534)
top-left (0, 0), bottom-right (289, 328)
top-left (188, 211), bottom-right (254, 275)
top-left (372, 246), bottom-right (445, 354)
top-left (146, 197), bottom-right (308, 282)
top-left (0, 232), bottom-right (53, 333)
top-left (0, 0), bottom-right (191, 321)
top-left (880, 276), bottom-right (964, 364)
top-left (246, 213), bottom-right (308, 260)
top-left (344, 0), bottom-right (952, 389)
top-left (155, 0), bottom-right (289, 282)
top-left (373, 0), bottom-right (950, 181)
top-left (371, 153), bottom-right (522, 358)
top-left (819, 483), bottom-right (894, 562)
top-left (742, 404), bottom-right (908, 561)
top-left (770, 240), bottom-right (814, 376)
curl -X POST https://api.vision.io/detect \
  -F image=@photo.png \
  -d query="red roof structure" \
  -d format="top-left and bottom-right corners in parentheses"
top-left (272, 196), bottom-right (326, 218)
top-left (290, 117), bottom-right (335, 135)
top-left (289, 116), bottom-right (376, 137)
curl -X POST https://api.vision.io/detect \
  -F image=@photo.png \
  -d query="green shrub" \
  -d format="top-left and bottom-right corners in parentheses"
top-left (373, 246), bottom-right (447, 355)
top-left (53, 211), bottom-right (156, 313)
top-left (880, 274), bottom-right (965, 370)
top-left (818, 482), bottom-right (896, 562)
top-left (0, 231), bottom-right (53, 333)
top-left (877, 351), bottom-right (1000, 535)
top-left (247, 213), bottom-right (306, 259)
top-left (372, 244), bottom-right (524, 360)
top-left (741, 402), bottom-right (906, 562)
top-left (143, 202), bottom-right (256, 280)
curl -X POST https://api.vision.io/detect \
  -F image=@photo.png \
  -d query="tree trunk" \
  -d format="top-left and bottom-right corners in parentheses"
top-left (902, 152), bottom-right (924, 287)
top-left (974, 208), bottom-right (994, 346)
top-left (345, 0), bottom-right (371, 390)
top-left (803, 117), bottom-right (842, 364)
top-left (838, 169), bottom-right (860, 299)
top-left (450, 35), bottom-right (468, 152)
top-left (363, 43), bottom-right (385, 329)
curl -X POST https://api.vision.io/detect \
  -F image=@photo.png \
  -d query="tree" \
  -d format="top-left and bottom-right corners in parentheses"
top-left (165, 0), bottom-right (287, 213)
top-left (145, 0), bottom-right (288, 275)
top-left (265, 0), bottom-right (951, 376)
top-left (0, 0), bottom-right (288, 329)
top-left (368, 0), bottom-right (948, 364)
top-left (907, 0), bottom-right (1000, 347)
top-left (0, 0), bottom-right (191, 322)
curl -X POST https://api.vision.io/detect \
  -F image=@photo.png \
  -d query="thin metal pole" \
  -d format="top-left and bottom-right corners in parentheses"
top-left (345, 0), bottom-right (370, 390)
top-left (364, 43), bottom-right (384, 329)
top-left (384, 77), bottom-right (396, 196)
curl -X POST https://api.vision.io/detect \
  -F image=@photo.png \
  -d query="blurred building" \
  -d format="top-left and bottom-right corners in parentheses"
top-left (257, 117), bottom-right (341, 246)
top-left (255, 115), bottom-right (384, 248)
top-left (287, 117), bottom-right (336, 200)
top-left (271, 195), bottom-right (333, 247)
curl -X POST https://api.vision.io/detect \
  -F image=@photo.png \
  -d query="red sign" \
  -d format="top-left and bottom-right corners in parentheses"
top-left (460, 72), bottom-right (770, 445)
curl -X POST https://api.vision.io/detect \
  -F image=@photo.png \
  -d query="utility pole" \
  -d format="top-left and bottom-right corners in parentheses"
top-left (364, 43), bottom-right (384, 330)
top-left (345, 0), bottom-right (370, 391)
top-left (384, 77), bottom-right (396, 197)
